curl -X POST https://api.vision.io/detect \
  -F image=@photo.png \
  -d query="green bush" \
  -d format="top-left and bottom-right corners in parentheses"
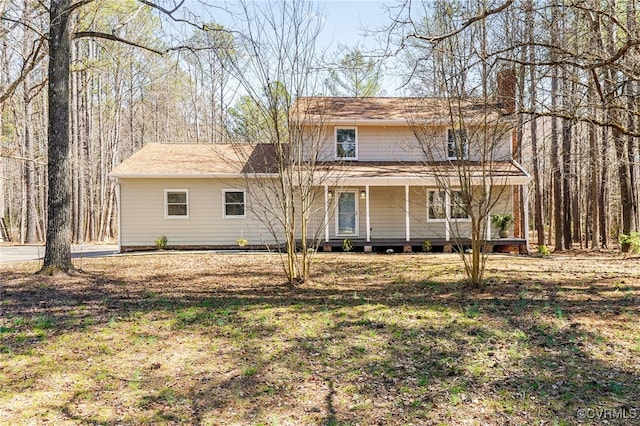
top-left (422, 240), bottom-right (432, 253)
top-left (155, 235), bottom-right (168, 250)
top-left (491, 214), bottom-right (514, 231)
top-left (342, 238), bottom-right (353, 252)
top-left (537, 244), bottom-right (550, 256)
top-left (619, 231), bottom-right (640, 254)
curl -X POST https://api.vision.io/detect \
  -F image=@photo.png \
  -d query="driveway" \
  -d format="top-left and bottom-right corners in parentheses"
top-left (0, 244), bottom-right (119, 264)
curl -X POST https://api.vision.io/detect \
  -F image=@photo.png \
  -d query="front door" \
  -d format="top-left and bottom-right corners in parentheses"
top-left (336, 191), bottom-right (358, 237)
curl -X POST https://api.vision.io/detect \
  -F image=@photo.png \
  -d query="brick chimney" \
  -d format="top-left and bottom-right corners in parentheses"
top-left (496, 68), bottom-right (516, 115)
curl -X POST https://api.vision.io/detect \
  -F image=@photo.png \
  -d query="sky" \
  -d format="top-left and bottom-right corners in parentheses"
top-left (185, 0), bottom-right (406, 95)
top-left (317, 1), bottom-right (393, 51)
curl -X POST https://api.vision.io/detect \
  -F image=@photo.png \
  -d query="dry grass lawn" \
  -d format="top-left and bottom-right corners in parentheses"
top-left (1, 252), bottom-right (639, 425)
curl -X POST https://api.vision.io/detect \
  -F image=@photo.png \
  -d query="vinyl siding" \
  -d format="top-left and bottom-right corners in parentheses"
top-left (119, 179), bottom-right (516, 246)
top-left (118, 178), bottom-right (275, 247)
top-left (313, 124), bottom-right (512, 162)
top-left (316, 125), bottom-right (425, 162)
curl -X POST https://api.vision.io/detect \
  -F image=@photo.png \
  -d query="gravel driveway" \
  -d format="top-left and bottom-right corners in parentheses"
top-left (0, 244), bottom-right (119, 263)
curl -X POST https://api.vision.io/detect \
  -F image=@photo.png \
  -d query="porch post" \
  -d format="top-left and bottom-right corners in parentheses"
top-left (324, 185), bottom-right (329, 243)
top-left (365, 185), bottom-right (371, 242)
top-left (405, 185), bottom-right (410, 241)
top-left (486, 183), bottom-right (491, 241)
top-left (523, 183), bottom-right (530, 252)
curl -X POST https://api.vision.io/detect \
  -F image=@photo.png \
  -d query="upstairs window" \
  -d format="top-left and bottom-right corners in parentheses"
top-left (447, 128), bottom-right (468, 160)
top-left (165, 190), bottom-right (188, 218)
top-left (336, 127), bottom-right (357, 160)
top-left (223, 190), bottom-right (246, 218)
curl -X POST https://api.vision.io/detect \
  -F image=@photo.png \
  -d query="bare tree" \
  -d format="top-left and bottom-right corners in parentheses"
top-left (2, 0), bottom-right (226, 273)
top-left (224, 0), bottom-right (331, 285)
top-left (402, 1), bottom-right (521, 285)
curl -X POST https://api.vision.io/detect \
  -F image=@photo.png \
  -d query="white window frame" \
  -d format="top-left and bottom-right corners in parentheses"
top-left (335, 126), bottom-right (358, 160)
top-left (335, 189), bottom-right (359, 237)
top-left (165, 189), bottom-right (189, 219)
top-left (222, 189), bottom-right (246, 218)
top-left (447, 128), bottom-right (469, 160)
top-left (427, 189), bottom-right (471, 222)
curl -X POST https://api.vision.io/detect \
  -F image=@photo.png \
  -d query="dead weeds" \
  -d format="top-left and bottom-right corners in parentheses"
top-left (0, 252), bottom-right (639, 425)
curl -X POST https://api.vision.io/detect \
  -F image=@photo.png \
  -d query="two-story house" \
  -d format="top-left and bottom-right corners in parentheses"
top-left (110, 97), bottom-right (530, 253)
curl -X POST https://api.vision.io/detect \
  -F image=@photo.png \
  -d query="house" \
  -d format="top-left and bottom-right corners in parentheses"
top-left (110, 96), bottom-right (530, 253)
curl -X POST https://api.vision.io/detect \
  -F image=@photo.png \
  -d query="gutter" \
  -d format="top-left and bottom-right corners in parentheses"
top-left (108, 173), bottom-right (279, 179)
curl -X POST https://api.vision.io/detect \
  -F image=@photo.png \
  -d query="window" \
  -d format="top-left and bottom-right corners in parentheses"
top-left (427, 190), bottom-right (470, 221)
top-left (428, 191), bottom-right (446, 220)
top-left (447, 128), bottom-right (468, 160)
top-left (223, 190), bottom-right (246, 218)
top-left (450, 191), bottom-right (470, 219)
top-left (165, 190), bottom-right (188, 218)
top-left (336, 127), bottom-right (357, 159)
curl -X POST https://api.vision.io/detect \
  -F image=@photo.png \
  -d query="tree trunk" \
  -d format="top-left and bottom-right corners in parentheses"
top-left (527, 0), bottom-right (544, 247)
top-left (588, 85), bottom-right (600, 249)
top-left (615, 126), bottom-right (634, 252)
top-left (23, 84), bottom-right (38, 243)
top-left (561, 115), bottom-right (572, 248)
top-left (42, 0), bottom-right (73, 273)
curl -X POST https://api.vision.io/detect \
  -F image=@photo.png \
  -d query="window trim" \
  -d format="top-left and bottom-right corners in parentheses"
top-left (335, 126), bottom-right (358, 160)
top-left (447, 128), bottom-right (469, 160)
top-left (222, 189), bottom-right (247, 219)
top-left (165, 189), bottom-right (189, 219)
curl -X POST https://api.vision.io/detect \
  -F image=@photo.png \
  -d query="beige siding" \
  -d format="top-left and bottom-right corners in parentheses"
top-left (316, 125), bottom-right (425, 162)
top-left (119, 180), bottom-right (516, 246)
top-left (119, 178), bottom-right (275, 247)
top-left (409, 187), bottom-right (447, 239)
top-left (312, 124), bottom-right (512, 163)
top-left (368, 187), bottom-right (406, 239)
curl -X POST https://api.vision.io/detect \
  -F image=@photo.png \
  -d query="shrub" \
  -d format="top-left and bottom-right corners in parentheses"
top-left (236, 237), bottom-right (249, 247)
top-left (619, 231), bottom-right (640, 254)
top-left (537, 244), bottom-right (550, 256)
top-left (155, 235), bottom-right (168, 250)
top-left (422, 240), bottom-right (432, 253)
top-left (491, 214), bottom-right (514, 231)
top-left (342, 238), bottom-right (353, 252)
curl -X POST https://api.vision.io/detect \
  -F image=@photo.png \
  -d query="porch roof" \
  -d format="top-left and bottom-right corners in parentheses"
top-left (314, 160), bottom-right (530, 186)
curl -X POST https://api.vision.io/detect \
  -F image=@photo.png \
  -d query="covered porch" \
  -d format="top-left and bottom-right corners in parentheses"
top-left (315, 162), bottom-right (531, 254)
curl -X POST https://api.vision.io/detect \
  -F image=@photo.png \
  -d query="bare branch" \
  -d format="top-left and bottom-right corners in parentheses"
top-left (73, 31), bottom-right (164, 55)
top-left (0, 37), bottom-right (47, 103)
top-left (408, 0), bottom-right (514, 45)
